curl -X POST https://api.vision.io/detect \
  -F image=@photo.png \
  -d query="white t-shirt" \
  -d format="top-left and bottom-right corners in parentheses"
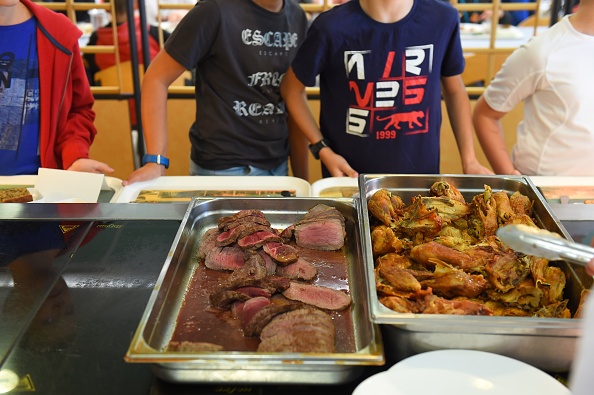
top-left (483, 16), bottom-right (594, 176)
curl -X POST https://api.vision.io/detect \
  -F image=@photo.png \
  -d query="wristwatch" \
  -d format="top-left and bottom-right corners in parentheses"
top-left (308, 139), bottom-right (330, 160)
top-left (142, 154), bottom-right (170, 169)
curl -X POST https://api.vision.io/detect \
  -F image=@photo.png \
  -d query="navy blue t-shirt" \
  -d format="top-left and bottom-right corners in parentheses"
top-left (0, 18), bottom-right (41, 175)
top-left (291, 0), bottom-right (465, 176)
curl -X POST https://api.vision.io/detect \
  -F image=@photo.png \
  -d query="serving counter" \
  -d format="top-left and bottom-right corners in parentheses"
top-left (1, 176), bottom-right (592, 394)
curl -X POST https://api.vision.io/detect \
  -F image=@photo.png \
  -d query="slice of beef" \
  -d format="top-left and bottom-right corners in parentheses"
top-left (257, 308), bottom-right (336, 353)
top-left (218, 210), bottom-right (269, 231)
top-left (237, 296), bottom-right (273, 331)
top-left (282, 282), bottom-right (352, 311)
top-left (279, 225), bottom-right (295, 242)
top-left (216, 274), bottom-right (291, 296)
top-left (257, 250), bottom-right (277, 275)
top-left (263, 242), bottom-right (299, 265)
top-left (210, 290), bottom-right (252, 310)
top-left (204, 246), bottom-right (245, 271)
top-left (294, 218), bottom-right (345, 251)
top-left (237, 230), bottom-right (283, 250)
top-left (242, 302), bottom-right (304, 337)
top-left (225, 251), bottom-right (268, 284)
top-left (216, 222), bottom-right (269, 247)
top-left (275, 257), bottom-right (318, 281)
top-left (198, 228), bottom-right (219, 259)
top-left (299, 204), bottom-right (344, 222)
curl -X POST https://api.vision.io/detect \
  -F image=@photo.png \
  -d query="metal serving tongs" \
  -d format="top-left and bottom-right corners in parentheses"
top-left (496, 224), bottom-right (594, 267)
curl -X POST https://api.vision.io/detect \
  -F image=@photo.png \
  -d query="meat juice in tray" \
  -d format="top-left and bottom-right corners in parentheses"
top-left (125, 197), bottom-right (384, 384)
top-left (358, 174), bottom-right (592, 372)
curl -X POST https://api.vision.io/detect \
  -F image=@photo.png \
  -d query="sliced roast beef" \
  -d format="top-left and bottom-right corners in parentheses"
top-left (257, 308), bottom-right (336, 353)
top-left (293, 204), bottom-right (346, 251)
top-left (242, 302), bottom-right (304, 337)
top-left (282, 282), bottom-right (352, 311)
top-left (217, 274), bottom-right (291, 296)
top-left (238, 296), bottom-right (273, 332)
top-left (237, 230), bottom-right (283, 250)
top-left (294, 218), bottom-right (345, 251)
top-left (275, 257), bottom-right (318, 281)
top-left (263, 242), bottom-right (299, 265)
top-left (218, 210), bottom-right (269, 231)
top-left (215, 223), bottom-right (263, 247)
top-left (204, 246), bottom-right (245, 271)
top-left (226, 251), bottom-right (268, 283)
top-left (257, 250), bottom-right (277, 275)
top-left (279, 225), bottom-right (295, 242)
top-left (300, 204), bottom-right (344, 222)
top-left (209, 290), bottom-right (253, 309)
top-left (198, 228), bottom-right (220, 259)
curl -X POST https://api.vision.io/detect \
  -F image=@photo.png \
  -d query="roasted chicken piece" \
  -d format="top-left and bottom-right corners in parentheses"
top-left (398, 196), bottom-right (443, 239)
top-left (468, 185), bottom-right (498, 240)
top-left (485, 251), bottom-right (530, 292)
top-left (533, 300), bottom-right (571, 318)
top-left (379, 295), bottom-right (419, 313)
top-left (410, 241), bottom-right (486, 272)
top-left (509, 191), bottom-right (533, 216)
top-left (483, 300), bottom-right (531, 317)
top-left (430, 181), bottom-right (466, 203)
top-left (529, 256), bottom-right (550, 286)
top-left (487, 278), bottom-right (543, 311)
top-left (419, 263), bottom-right (489, 299)
top-left (368, 189), bottom-right (404, 227)
top-left (421, 294), bottom-right (493, 315)
top-left (421, 196), bottom-right (470, 223)
top-left (376, 253), bottom-right (432, 293)
top-left (507, 213), bottom-right (538, 228)
top-left (371, 224), bottom-right (405, 256)
top-left (539, 265), bottom-right (566, 305)
top-left (492, 190), bottom-right (515, 225)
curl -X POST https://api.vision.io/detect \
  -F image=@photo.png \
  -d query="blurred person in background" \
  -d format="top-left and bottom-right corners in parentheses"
top-left (472, 0), bottom-right (594, 176)
top-left (143, 0), bottom-right (195, 26)
top-left (123, 0), bottom-right (309, 184)
top-left (0, 0), bottom-right (113, 175)
top-left (281, 0), bottom-right (493, 178)
top-left (84, 0), bottom-right (170, 129)
top-left (85, 0), bottom-right (169, 81)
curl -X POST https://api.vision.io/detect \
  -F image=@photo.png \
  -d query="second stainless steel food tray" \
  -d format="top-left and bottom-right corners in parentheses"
top-left (358, 174), bottom-right (592, 372)
top-left (126, 197), bottom-right (384, 384)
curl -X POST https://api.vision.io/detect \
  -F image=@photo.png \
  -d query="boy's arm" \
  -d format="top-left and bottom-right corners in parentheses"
top-left (473, 95), bottom-right (520, 175)
top-left (280, 68), bottom-right (358, 178)
top-left (441, 75), bottom-right (493, 175)
top-left (123, 50), bottom-right (187, 185)
top-left (287, 114), bottom-right (310, 181)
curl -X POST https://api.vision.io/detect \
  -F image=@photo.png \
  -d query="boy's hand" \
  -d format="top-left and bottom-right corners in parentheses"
top-left (68, 159), bottom-right (114, 174)
top-left (123, 163), bottom-right (165, 186)
top-left (321, 149), bottom-right (358, 178)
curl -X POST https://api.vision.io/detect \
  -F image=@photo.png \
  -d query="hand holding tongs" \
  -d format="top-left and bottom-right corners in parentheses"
top-left (496, 224), bottom-right (594, 267)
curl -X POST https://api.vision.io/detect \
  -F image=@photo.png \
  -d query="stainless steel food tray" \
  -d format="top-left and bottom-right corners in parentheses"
top-left (358, 174), bottom-right (593, 372)
top-left (125, 197), bottom-right (384, 384)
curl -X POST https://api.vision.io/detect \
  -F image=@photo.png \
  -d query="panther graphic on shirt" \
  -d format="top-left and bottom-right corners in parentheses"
top-left (345, 45), bottom-right (432, 138)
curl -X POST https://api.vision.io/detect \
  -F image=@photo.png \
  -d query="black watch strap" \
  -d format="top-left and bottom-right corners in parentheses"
top-left (308, 139), bottom-right (330, 160)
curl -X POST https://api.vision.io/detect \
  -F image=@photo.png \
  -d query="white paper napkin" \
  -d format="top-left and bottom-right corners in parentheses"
top-left (34, 168), bottom-right (104, 203)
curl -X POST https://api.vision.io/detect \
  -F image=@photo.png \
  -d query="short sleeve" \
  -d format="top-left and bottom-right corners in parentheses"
top-left (483, 42), bottom-right (546, 113)
top-left (290, 21), bottom-right (329, 87)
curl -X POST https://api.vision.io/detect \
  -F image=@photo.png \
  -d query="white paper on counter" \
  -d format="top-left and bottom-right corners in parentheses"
top-left (34, 168), bottom-right (104, 203)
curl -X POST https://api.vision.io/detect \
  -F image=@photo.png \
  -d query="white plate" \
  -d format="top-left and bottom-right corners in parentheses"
top-left (110, 176), bottom-right (312, 203)
top-left (353, 350), bottom-right (570, 395)
top-left (311, 177), bottom-right (358, 198)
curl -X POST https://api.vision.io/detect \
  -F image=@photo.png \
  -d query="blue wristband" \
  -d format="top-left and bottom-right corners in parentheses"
top-left (142, 154), bottom-right (170, 169)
